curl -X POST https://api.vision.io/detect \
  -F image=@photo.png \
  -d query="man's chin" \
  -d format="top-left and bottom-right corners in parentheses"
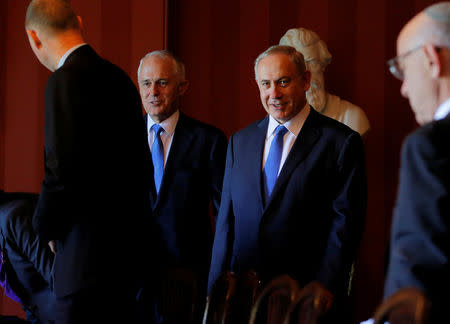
top-left (270, 109), bottom-right (299, 123)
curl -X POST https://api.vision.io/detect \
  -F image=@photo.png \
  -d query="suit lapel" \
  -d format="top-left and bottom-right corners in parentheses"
top-left (253, 117), bottom-right (270, 210)
top-left (264, 109), bottom-right (321, 210)
top-left (154, 113), bottom-right (195, 209)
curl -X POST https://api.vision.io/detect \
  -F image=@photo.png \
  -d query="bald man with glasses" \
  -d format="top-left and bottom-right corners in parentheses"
top-left (383, 2), bottom-right (450, 322)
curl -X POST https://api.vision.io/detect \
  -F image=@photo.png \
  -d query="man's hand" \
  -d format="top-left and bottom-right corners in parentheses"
top-left (48, 240), bottom-right (57, 254)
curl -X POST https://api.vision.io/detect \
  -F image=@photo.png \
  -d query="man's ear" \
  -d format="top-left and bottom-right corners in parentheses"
top-left (178, 80), bottom-right (190, 96)
top-left (303, 70), bottom-right (311, 91)
top-left (26, 29), bottom-right (42, 49)
top-left (423, 44), bottom-right (442, 79)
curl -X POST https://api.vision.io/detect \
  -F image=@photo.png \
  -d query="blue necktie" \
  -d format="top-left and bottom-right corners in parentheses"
top-left (151, 124), bottom-right (164, 194)
top-left (264, 125), bottom-right (288, 200)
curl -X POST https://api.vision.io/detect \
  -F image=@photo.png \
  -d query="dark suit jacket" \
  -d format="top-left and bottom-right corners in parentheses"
top-left (32, 45), bottom-right (153, 298)
top-left (208, 108), bottom-right (367, 305)
top-left (383, 112), bottom-right (450, 322)
top-left (146, 113), bottom-right (227, 279)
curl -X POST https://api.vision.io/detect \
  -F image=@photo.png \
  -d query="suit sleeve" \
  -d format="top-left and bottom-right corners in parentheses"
top-left (208, 130), bottom-right (228, 220)
top-left (33, 74), bottom-right (76, 242)
top-left (207, 135), bottom-right (235, 294)
top-left (316, 132), bottom-right (367, 294)
top-left (383, 132), bottom-right (450, 303)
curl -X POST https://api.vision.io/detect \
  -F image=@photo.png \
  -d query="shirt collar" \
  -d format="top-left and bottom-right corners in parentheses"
top-left (147, 110), bottom-right (180, 136)
top-left (267, 103), bottom-right (311, 137)
top-left (57, 43), bottom-right (87, 69)
top-left (434, 97), bottom-right (450, 121)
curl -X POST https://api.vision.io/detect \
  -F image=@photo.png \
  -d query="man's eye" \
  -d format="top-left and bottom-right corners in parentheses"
top-left (261, 81), bottom-right (269, 87)
top-left (158, 80), bottom-right (168, 87)
top-left (279, 79), bottom-right (289, 87)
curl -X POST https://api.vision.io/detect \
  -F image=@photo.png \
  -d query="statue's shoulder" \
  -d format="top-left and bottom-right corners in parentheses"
top-left (328, 93), bottom-right (360, 112)
top-left (327, 93), bottom-right (370, 136)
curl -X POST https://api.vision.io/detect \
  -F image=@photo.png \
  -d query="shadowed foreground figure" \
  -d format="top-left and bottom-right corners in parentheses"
top-left (383, 2), bottom-right (450, 323)
top-left (24, 0), bottom-right (154, 323)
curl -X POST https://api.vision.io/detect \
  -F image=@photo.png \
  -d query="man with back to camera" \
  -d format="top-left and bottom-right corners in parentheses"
top-left (383, 2), bottom-right (450, 322)
top-left (208, 45), bottom-right (367, 322)
top-left (280, 27), bottom-right (370, 138)
top-left (24, 0), bottom-right (154, 323)
top-left (137, 50), bottom-right (227, 322)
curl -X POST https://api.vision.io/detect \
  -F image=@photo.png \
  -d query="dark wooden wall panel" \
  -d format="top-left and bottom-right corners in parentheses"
top-left (130, 0), bottom-right (168, 85)
top-left (297, 0), bottom-right (329, 41)
top-left (101, 0), bottom-right (132, 75)
top-left (328, 1), bottom-right (358, 100)
top-left (0, 0), bottom-right (7, 190)
top-left (210, 0), bottom-right (240, 133)
top-left (237, 0), bottom-right (271, 130)
top-left (71, 1), bottom-right (102, 51)
top-left (352, 0), bottom-right (388, 320)
top-left (172, 0), bottom-right (214, 130)
top-left (269, 0), bottom-right (300, 45)
top-left (3, 1), bottom-right (46, 194)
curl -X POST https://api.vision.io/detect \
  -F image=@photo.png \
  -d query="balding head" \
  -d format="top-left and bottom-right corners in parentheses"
top-left (25, 0), bottom-right (80, 36)
top-left (395, 1), bottom-right (450, 125)
top-left (25, 0), bottom-right (84, 72)
top-left (398, 2), bottom-right (450, 53)
top-left (138, 50), bottom-right (186, 81)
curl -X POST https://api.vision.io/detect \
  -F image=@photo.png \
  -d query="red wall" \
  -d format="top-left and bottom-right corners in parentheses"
top-left (0, 0), bottom-right (440, 321)
top-left (0, 0), bottom-right (6, 189)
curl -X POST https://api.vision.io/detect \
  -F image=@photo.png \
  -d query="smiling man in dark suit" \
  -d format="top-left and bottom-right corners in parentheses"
top-left (137, 50), bottom-right (227, 321)
top-left (208, 45), bottom-right (367, 322)
top-left (24, 0), bottom-right (153, 323)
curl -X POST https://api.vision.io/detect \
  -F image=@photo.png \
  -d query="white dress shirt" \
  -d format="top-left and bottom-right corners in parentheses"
top-left (262, 103), bottom-right (311, 174)
top-left (57, 43), bottom-right (87, 69)
top-left (434, 97), bottom-right (450, 121)
top-left (147, 110), bottom-right (179, 169)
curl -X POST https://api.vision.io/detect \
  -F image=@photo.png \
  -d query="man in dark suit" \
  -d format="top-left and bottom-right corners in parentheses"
top-left (383, 2), bottom-right (450, 322)
top-left (208, 45), bottom-right (367, 322)
top-left (137, 50), bottom-right (227, 320)
top-left (24, 1), bottom-right (153, 323)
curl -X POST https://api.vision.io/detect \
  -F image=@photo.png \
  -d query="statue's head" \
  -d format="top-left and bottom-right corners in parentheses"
top-left (280, 28), bottom-right (331, 111)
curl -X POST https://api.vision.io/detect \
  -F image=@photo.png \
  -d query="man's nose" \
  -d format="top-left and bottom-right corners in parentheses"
top-left (269, 85), bottom-right (282, 98)
top-left (400, 80), bottom-right (408, 99)
top-left (149, 83), bottom-right (159, 96)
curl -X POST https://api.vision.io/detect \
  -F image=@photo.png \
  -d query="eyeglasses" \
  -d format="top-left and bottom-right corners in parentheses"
top-left (387, 45), bottom-right (423, 80)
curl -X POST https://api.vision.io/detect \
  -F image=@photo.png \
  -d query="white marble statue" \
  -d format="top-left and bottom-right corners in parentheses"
top-left (280, 27), bottom-right (370, 137)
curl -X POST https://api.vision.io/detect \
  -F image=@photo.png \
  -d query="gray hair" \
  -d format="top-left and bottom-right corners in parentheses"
top-left (422, 2), bottom-right (450, 47)
top-left (137, 50), bottom-right (186, 80)
top-left (254, 45), bottom-right (307, 80)
top-left (280, 28), bottom-right (332, 66)
top-left (25, 0), bottom-right (80, 34)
